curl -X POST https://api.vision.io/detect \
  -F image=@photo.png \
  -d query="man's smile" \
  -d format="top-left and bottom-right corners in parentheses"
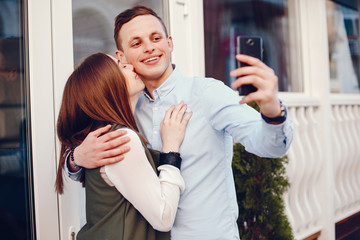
top-left (142, 55), bottom-right (161, 64)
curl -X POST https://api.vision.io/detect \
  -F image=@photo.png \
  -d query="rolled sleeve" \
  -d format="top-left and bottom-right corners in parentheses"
top-left (63, 151), bottom-right (83, 181)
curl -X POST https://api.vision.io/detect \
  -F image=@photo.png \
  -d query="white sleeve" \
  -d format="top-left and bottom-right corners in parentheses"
top-left (104, 128), bottom-right (185, 231)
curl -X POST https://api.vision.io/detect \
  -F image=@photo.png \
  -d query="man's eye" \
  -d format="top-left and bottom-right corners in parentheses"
top-left (132, 42), bottom-right (140, 47)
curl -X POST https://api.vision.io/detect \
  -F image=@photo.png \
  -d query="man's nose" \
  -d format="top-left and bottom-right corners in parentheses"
top-left (143, 40), bottom-right (155, 53)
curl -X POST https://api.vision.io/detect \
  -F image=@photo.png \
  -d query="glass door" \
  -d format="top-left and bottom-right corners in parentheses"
top-left (0, 0), bottom-right (35, 239)
top-left (72, 0), bottom-right (167, 65)
top-left (203, 0), bottom-right (302, 92)
top-left (327, 0), bottom-right (360, 93)
top-left (54, 1), bottom-right (169, 239)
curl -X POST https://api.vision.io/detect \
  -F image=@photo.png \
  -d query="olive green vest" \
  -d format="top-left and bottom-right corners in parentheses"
top-left (76, 139), bottom-right (170, 240)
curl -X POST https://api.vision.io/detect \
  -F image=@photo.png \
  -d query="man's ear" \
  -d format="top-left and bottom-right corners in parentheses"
top-left (167, 36), bottom-right (174, 53)
top-left (115, 50), bottom-right (128, 63)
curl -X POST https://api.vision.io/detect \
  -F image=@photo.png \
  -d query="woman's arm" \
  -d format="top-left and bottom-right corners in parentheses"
top-left (103, 129), bottom-right (184, 231)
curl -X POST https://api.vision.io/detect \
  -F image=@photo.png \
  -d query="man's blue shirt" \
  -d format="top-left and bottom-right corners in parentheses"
top-left (134, 67), bottom-right (293, 239)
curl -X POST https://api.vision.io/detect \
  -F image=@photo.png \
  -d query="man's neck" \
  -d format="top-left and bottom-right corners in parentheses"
top-left (142, 65), bottom-right (174, 99)
top-left (144, 80), bottom-right (163, 98)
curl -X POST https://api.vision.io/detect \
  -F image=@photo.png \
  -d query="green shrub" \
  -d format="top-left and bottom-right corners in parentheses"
top-left (232, 102), bottom-right (294, 239)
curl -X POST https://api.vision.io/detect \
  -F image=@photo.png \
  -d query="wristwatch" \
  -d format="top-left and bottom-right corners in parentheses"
top-left (261, 100), bottom-right (287, 124)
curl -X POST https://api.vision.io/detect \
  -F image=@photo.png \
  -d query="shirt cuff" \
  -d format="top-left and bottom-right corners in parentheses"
top-left (64, 151), bottom-right (83, 181)
top-left (262, 117), bottom-right (293, 151)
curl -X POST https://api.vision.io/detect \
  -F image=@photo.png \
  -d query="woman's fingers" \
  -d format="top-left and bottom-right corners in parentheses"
top-left (171, 101), bottom-right (184, 120)
top-left (176, 104), bottom-right (188, 122)
top-left (164, 105), bottom-right (175, 120)
top-left (181, 111), bottom-right (192, 127)
top-left (163, 101), bottom-right (191, 126)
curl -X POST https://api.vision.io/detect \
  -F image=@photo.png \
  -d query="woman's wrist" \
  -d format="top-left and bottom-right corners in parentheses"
top-left (161, 145), bottom-right (179, 153)
top-left (159, 152), bottom-right (182, 170)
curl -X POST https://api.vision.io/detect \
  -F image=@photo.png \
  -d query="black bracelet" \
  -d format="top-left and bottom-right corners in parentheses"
top-left (70, 145), bottom-right (79, 168)
top-left (159, 152), bottom-right (182, 170)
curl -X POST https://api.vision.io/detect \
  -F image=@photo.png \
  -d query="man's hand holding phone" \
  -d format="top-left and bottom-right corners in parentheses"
top-left (230, 41), bottom-right (282, 119)
top-left (235, 36), bottom-right (263, 95)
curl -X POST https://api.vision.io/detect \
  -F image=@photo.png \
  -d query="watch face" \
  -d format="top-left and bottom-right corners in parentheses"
top-left (279, 100), bottom-right (286, 117)
top-left (280, 106), bottom-right (286, 117)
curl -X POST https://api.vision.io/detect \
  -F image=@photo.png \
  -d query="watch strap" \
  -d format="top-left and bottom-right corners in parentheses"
top-left (159, 152), bottom-right (182, 170)
top-left (261, 100), bottom-right (287, 124)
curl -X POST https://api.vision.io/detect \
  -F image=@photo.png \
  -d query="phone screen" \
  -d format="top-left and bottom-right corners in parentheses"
top-left (236, 36), bottom-right (263, 95)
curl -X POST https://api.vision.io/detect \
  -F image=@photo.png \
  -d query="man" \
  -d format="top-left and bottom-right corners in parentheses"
top-left (66, 6), bottom-right (293, 239)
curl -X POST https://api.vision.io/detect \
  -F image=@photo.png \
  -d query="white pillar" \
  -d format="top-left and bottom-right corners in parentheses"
top-left (298, 0), bottom-right (335, 239)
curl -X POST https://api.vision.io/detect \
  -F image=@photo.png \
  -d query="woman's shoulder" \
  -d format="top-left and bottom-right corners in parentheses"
top-left (119, 128), bottom-right (143, 150)
top-left (121, 127), bottom-right (138, 138)
top-left (103, 127), bottom-right (145, 172)
top-left (108, 124), bottom-right (126, 132)
top-left (105, 124), bottom-right (143, 149)
top-left (108, 124), bottom-right (136, 137)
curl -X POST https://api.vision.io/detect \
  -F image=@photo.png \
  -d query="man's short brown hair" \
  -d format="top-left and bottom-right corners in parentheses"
top-left (114, 5), bottom-right (168, 51)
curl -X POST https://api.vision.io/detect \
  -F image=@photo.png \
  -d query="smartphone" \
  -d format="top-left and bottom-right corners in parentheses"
top-left (236, 36), bottom-right (263, 95)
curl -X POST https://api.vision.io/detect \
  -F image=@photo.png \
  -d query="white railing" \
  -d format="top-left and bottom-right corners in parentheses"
top-left (285, 102), bottom-right (323, 239)
top-left (283, 96), bottom-right (360, 239)
top-left (331, 103), bottom-right (360, 222)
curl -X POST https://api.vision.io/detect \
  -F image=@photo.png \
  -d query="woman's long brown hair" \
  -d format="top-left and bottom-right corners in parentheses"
top-left (55, 52), bottom-right (145, 194)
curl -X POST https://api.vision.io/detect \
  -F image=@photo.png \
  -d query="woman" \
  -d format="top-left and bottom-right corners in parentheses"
top-left (55, 52), bottom-right (191, 240)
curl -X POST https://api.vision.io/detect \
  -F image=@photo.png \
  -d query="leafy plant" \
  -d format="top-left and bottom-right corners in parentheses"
top-left (232, 102), bottom-right (294, 239)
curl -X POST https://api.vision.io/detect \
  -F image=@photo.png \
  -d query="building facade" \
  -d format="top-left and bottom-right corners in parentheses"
top-left (0, 0), bottom-right (359, 239)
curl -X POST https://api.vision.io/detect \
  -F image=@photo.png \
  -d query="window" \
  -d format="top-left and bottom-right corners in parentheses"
top-left (327, 0), bottom-right (360, 93)
top-left (0, 0), bottom-right (34, 239)
top-left (72, 0), bottom-right (167, 65)
top-left (203, 0), bottom-right (301, 92)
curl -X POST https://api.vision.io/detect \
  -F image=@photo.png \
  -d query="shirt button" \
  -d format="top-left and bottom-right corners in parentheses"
top-left (154, 107), bottom-right (158, 111)
top-left (153, 131), bottom-right (158, 134)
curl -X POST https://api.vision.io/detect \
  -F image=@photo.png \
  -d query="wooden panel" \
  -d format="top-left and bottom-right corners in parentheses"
top-left (336, 211), bottom-right (360, 239)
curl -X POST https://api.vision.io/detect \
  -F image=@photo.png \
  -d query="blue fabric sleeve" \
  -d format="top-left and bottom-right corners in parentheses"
top-left (63, 151), bottom-right (83, 181)
top-left (203, 79), bottom-right (293, 158)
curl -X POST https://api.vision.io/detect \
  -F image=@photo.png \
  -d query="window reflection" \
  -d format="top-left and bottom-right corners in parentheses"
top-left (0, 36), bottom-right (30, 240)
top-left (327, 0), bottom-right (360, 93)
top-left (72, 0), bottom-right (166, 65)
top-left (203, 0), bottom-right (301, 92)
top-left (0, 0), bottom-right (33, 239)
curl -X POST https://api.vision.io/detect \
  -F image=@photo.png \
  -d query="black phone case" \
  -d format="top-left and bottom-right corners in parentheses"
top-left (236, 36), bottom-right (263, 95)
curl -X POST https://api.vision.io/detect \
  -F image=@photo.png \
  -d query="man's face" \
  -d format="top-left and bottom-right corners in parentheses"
top-left (115, 15), bottom-right (173, 83)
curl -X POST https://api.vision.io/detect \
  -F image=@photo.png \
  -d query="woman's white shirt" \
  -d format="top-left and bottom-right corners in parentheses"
top-left (100, 128), bottom-right (185, 231)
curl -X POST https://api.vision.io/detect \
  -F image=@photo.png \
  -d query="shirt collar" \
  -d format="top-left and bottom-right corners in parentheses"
top-left (142, 64), bottom-right (181, 102)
